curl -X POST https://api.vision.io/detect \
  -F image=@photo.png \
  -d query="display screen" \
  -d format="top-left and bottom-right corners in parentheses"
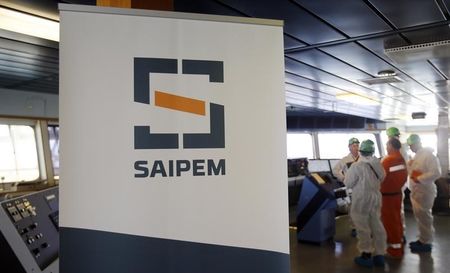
top-left (308, 159), bottom-right (331, 173)
top-left (329, 159), bottom-right (340, 169)
top-left (287, 158), bottom-right (308, 177)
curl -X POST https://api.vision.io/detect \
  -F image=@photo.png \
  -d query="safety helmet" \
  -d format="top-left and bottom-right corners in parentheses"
top-left (407, 134), bottom-right (421, 145)
top-left (386, 127), bottom-right (400, 137)
top-left (359, 139), bottom-right (375, 153)
top-left (348, 137), bottom-right (360, 145)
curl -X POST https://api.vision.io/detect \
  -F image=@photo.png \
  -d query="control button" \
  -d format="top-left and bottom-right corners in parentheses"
top-left (16, 204), bottom-right (25, 212)
top-left (12, 214), bottom-right (22, 222)
top-left (41, 242), bottom-right (50, 249)
top-left (35, 233), bottom-right (43, 239)
top-left (7, 206), bottom-right (17, 214)
top-left (27, 206), bottom-right (37, 216)
top-left (27, 238), bottom-right (35, 245)
top-left (7, 206), bottom-right (22, 222)
top-left (20, 210), bottom-right (30, 218)
top-left (20, 228), bottom-right (29, 235)
top-left (29, 222), bottom-right (38, 229)
top-left (32, 248), bottom-right (40, 258)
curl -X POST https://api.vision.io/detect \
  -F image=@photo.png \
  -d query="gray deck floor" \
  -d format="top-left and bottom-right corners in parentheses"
top-left (289, 211), bottom-right (450, 273)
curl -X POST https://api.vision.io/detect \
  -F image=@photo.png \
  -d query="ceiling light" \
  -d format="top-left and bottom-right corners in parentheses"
top-left (0, 7), bottom-right (59, 41)
top-left (412, 112), bottom-right (426, 119)
top-left (336, 93), bottom-right (380, 106)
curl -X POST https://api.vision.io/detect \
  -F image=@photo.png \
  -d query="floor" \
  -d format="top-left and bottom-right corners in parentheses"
top-left (289, 211), bottom-right (450, 273)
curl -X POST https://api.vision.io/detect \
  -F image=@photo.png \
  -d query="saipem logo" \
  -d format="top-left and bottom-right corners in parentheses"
top-left (133, 58), bottom-right (226, 178)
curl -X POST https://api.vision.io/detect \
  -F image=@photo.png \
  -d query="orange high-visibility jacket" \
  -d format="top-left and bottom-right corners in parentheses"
top-left (381, 151), bottom-right (408, 193)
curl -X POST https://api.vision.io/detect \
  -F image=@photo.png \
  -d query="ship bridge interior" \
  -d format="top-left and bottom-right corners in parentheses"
top-left (1, 0), bottom-right (450, 126)
top-left (1, 1), bottom-right (450, 273)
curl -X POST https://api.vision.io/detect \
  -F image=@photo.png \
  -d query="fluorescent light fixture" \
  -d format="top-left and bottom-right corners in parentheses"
top-left (336, 93), bottom-right (380, 106)
top-left (0, 7), bottom-right (59, 41)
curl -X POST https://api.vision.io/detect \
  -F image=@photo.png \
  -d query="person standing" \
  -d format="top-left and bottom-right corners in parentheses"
top-left (385, 127), bottom-right (408, 242)
top-left (332, 137), bottom-right (360, 182)
top-left (407, 134), bottom-right (442, 252)
top-left (344, 140), bottom-right (386, 267)
top-left (380, 138), bottom-right (408, 258)
top-left (332, 137), bottom-right (360, 236)
top-left (386, 127), bottom-right (408, 161)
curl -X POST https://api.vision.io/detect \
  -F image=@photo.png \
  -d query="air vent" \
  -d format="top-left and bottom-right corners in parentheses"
top-left (360, 75), bottom-right (404, 85)
top-left (359, 70), bottom-right (403, 85)
top-left (385, 40), bottom-right (450, 63)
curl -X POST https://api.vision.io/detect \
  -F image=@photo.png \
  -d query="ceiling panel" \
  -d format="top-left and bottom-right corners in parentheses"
top-left (173, 0), bottom-right (244, 16)
top-left (384, 95), bottom-right (424, 107)
top-left (393, 62), bottom-right (445, 84)
top-left (357, 36), bottom-right (446, 88)
top-left (285, 82), bottom-right (338, 101)
top-left (320, 42), bottom-right (396, 77)
top-left (293, 0), bottom-right (392, 37)
top-left (285, 92), bottom-right (331, 109)
top-left (285, 72), bottom-right (342, 96)
top-left (219, 0), bottom-right (345, 44)
top-left (0, 0), bottom-right (60, 20)
top-left (0, 0), bottom-right (448, 123)
top-left (284, 35), bottom-right (306, 50)
top-left (390, 81), bottom-right (435, 96)
top-left (401, 25), bottom-right (450, 45)
top-left (369, 0), bottom-right (445, 28)
top-left (287, 49), bottom-right (371, 80)
top-left (413, 93), bottom-right (446, 106)
top-left (318, 42), bottom-right (446, 97)
top-left (0, 70), bottom-right (35, 80)
top-left (357, 34), bottom-right (406, 60)
top-left (0, 60), bottom-right (57, 74)
top-left (429, 58), bottom-right (450, 79)
top-left (285, 57), bottom-right (387, 100)
top-left (364, 84), bottom-right (409, 97)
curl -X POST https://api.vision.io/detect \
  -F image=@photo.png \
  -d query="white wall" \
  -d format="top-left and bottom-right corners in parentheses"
top-left (0, 88), bottom-right (58, 119)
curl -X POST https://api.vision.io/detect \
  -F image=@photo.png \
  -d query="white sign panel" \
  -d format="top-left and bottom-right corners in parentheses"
top-left (60, 4), bottom-right (288, 273)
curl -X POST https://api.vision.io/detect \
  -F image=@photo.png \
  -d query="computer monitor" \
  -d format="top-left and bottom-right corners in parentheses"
top-left (308, 159), bottom-right (331, 173)
top-left (329, 159), bottom-right (340, 170)
top-left (287, 158), bottom-right (308, 177)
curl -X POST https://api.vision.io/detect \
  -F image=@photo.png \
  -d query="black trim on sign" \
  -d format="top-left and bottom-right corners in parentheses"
top-left (60, 227), bottom-right (289, 273)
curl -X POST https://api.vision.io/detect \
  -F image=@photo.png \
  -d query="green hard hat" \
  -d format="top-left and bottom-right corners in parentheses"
top-left (386, 127), bottom-right (400, 137)
top-left (348, 137), bottom-right (360, 145)
top-left (407, 134), bottom-right (421, 145)
top-left (359, 139), bottom-right (375, 153)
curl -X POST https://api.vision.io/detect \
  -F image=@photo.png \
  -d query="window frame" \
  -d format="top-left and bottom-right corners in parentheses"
top-left (0, 117), bottom-right (58, 193)
top-left (0, 119), bottom-right (40, 184)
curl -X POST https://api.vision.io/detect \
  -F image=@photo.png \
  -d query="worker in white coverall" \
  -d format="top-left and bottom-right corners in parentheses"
top-left (407, 134), bottom-right (441, 252)
top-left (332, 137), bottom-right (360, 182)
top-left (332, 137), bottom-right (360, 236)
top-left (344, 139), bottom-right (386, 268)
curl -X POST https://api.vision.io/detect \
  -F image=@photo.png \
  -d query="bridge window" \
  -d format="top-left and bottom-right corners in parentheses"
top-left (287, 133), bottom-right (313, 159)
top-left (318, 133), bottom-right (379, 158)
top-left (0, 124), bottom-right (39, 183)
top-left (405, 132), bottom-right (437, 158)
top-left (48, 125), bottom-right (60, 179)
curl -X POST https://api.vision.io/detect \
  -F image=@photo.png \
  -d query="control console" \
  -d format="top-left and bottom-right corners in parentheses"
top-left (0, 187), bottom-right (59, 273)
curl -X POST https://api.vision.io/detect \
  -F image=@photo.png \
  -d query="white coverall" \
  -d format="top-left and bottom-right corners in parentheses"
top-left (332, 153), bottom-right (359, 182)
top-left (408, 147), bottom-right (441, 244)
top-left (344, 156), bottom-right (387, 255)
